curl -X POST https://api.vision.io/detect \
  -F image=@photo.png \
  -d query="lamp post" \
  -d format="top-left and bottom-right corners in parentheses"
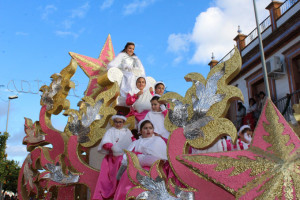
top-left (5, 95), bottom-right (18, 133)
top-left (252, 0), bottom-right (271, 98)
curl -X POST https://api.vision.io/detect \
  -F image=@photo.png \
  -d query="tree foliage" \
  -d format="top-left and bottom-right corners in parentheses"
top-left (0, 132), bottom-right (21, 194)
top-left (1, 160), bottom-right (20, 194)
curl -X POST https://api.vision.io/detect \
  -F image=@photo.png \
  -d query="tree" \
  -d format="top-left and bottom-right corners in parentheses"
top-left (0, 131), bottom-right (9, 199)
top-left (0, 132), bottom-right (20, 196)
top-left (0, 132), bottom-right (8, 163)
top-left (2, 160), bottom-right (20, 194)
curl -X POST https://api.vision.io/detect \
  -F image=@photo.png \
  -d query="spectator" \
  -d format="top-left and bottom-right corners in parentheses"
top-left (236, 102), bottom-right (246, 129)
top-left (257, 91), bottom-right (267, 113)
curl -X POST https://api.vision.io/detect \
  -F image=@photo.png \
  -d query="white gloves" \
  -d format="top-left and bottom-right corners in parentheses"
top-left (160, 104), bottom-right (167, 111)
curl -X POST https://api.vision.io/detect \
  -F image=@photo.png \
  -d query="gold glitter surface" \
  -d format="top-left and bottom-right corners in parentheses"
top-left (160, 47), bottom-right (242, 149)
top-left (205, 46), bottom-right (243, 118)
top-left (40, 59), bottom-right (77, 115)
top-left (65, 82), bottom-right (119, 148)
top-left (263, 102), bottom-right (295, 160)
top-left (161, 92), bottom-right (188, 134)
top-left (125, 150), bottom-right (150, 187)
top-left (187, 118), bottom-right (237, 148)
top-left (178, 100), bottom-right (300, 199)
top-left (291, 103), bottom-right (300, 137)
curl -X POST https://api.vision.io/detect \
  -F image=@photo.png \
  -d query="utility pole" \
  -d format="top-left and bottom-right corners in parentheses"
top-left (252, 0), bottom-right (271, 97)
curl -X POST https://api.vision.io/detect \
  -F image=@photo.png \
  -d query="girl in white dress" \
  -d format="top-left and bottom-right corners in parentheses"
top-left (114, 120), bottom-right (167, 200)
top-left (107, 42), bottom-right (145, 106)
top-left (154, 81), bottom-right (166, 96)
top-left (237, 125), bottom-right (253, 150)
top-left (144, 95), bottom-right (170, 141)
top-left (126, 77), bottom-right (154, 122)
top-left (93, 114), bottom-right (133, 200)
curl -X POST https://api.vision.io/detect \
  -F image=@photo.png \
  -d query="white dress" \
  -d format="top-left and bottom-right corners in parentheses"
top-left (133, 89), bottom-right (152, 113)
top-left (191, 139), bottom-right (224, 154)
top-left (98, 127), bottom-right (133, 156)
top-left (107, 52), bottom-right (145, 99)
top-left (122, 135), bottom-right (167, 167)
top-left (144, 111), bottom-right (170, 139)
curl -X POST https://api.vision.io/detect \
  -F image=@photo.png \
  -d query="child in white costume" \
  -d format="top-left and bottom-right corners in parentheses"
top-left (126, 77), bottom-right (154, 122)
top-left (93, 114), bottom-right (133, 200)
top-left (154, 81), bottom-right (166, 96)
top-left (114, 120), bottom-right (167, 200)
top-left (237, 125), bottom-right (253, 150)
top-left (97, 117), bottom-right (133, 156)
top-left (144, 95), bottom-right (170, 141)
top-left (107, 42), bottom-right (145, 105)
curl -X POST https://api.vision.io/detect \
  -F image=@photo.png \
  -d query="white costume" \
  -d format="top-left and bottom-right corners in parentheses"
top-left (247, 103), bottom-right (257, 113)
top-left (144, 111), bottom-right (170, 139)
top-left (192, 139), bottom-right (225, 154)
top-left (98, 127), bottom-right (133, 156)
top-left (132, 89), bottom-right (152, 113)
top-left (122, 135), bottom-right (167, 167)
top-left (107, 52), bottom-right (145, 102)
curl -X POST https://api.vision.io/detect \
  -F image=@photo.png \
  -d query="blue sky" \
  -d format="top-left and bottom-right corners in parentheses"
top-left (0, 0), bottom-right (270, 164)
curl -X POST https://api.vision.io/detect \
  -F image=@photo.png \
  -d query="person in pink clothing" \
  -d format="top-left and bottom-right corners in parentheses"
top-left (114, 120), bottom-right (167, 200)
top-left (92, 114), bottom-right (133, 200)
top-left (126, 77), bottom-right (154, 122)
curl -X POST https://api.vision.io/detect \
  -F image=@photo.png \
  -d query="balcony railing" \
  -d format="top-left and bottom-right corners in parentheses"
top-left (217, 47), bottom-right (235, 64)
top-left (274, 89), bottom-right (300, 121)
top-left (244, 16), bottom-right (271, 46)
top-left (279, 0), bottom-right (299, 16)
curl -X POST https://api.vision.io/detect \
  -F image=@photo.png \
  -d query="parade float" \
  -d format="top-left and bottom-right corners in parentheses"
top-left (17, 35), bottom-right (300, 200)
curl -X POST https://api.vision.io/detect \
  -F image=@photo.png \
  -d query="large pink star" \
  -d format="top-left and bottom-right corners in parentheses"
top-left (177, 99), bottom-right (300, 199)
top-left (69, 34), bottom-right (115, 98)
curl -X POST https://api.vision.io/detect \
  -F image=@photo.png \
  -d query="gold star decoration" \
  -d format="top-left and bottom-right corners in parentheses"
top-left (177, 99), bottom-right (300, 199)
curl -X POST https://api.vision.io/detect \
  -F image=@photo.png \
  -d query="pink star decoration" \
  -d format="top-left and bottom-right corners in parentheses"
top-left (69, 34), bottom-right (115, 98)
top-left (178, 99), bottom-right (300, 199)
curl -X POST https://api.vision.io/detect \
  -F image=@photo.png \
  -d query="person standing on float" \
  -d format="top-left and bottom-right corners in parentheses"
top-left (93, 114), bottom-right (133, 200)
top-left (107, 42), bottom-right (145, 106)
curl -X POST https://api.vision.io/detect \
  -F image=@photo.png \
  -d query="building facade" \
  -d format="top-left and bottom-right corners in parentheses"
top-left (209, 0), bottom-right (300, 126)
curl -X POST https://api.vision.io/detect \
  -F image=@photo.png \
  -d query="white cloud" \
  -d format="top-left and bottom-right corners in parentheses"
top-left (101, 0), bottom-right (114, 10)
top-left (41, 5), bottom-right (57, 20)
top-left (146, 55), bottom-right (155, 65)
top-left (55, 28), bottom-right (85, 39)
top-left (55, 31), bottom-right (79, 39)
top-left (15, 32), bottom-right (29, 36)
top-left (167, 33), bottom-right (190, 64)
top-left (70, 2), bottom-right (90, 18)
top-left (173, 56), bottom-right (183, 65)
top-left (62, 19), bottom-right (74, 29)
top-left (0, 103), bottom-right (7, 116)
top-left (57, 3), bottom-right (90, 31)
top-left (6, 144), bottom-right (27, 158)
top-left (123, 0), bottom-right (157, 15)
top-left (167, 33), bottom-right (190, 54)
top-left (167, 0), bottom-right (270, 64)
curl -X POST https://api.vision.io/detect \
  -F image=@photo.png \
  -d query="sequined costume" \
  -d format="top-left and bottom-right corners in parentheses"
top-left (107, 52), bottom-right (145, 106)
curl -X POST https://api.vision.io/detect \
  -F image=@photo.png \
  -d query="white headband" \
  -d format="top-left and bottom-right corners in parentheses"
top-left (238, 125), bottom-right (251, 135)
top-left (154, 81), bottom-right (165, 89)
top-left (111, 115), bottom-right (127, 121)
top-left (138, 119), bottom-right (154, 132)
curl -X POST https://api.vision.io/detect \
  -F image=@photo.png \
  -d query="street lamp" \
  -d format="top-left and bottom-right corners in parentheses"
top-left (5, 95), bottom-right (18, 133)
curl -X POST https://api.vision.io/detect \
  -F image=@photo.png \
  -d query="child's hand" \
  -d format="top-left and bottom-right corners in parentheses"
top-left (160, 104), bottom-right (167, 111)
top-left (149, 87), bottom-right (153, 93)
top-left (137, 90), bottom-right (143, 97)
